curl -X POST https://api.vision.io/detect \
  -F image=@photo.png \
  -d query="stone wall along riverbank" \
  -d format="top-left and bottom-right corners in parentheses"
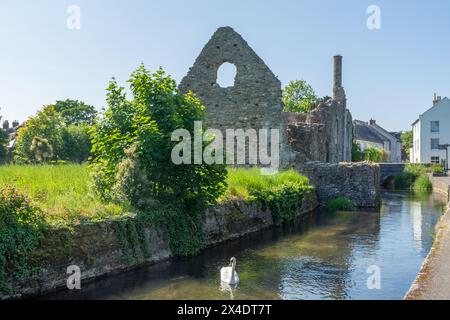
top-left (5, 192), bottom-right (318, 299)
top-left (405, 175), bottom-right (450, 300)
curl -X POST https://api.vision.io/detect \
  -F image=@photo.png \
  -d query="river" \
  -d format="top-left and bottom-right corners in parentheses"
top-left (44, 191), bottom-right (446, 300)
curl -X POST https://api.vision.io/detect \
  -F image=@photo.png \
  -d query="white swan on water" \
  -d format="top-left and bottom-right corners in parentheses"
top-left (221, 257), bottom-right (239, 285)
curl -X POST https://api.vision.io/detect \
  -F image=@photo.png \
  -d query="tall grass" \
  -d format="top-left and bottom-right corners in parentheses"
top-left (223, 168), bottom-right (310, 201)
top-left (394, 164), bottom-right (430, 190)
top-left (0, 165), bottom-right (314, 226)
top-left (0, 165), bottom-right (129, 225)
top-left (222, 168), bottom-right (314, 225)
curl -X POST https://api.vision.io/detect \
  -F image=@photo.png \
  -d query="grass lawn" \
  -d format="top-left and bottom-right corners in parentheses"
top-left (0, 165), bottom-right (311, 226)
top-left (223, 168), bottom-right (310, 201)
top-left (0, 164), bottom-right (130, 226)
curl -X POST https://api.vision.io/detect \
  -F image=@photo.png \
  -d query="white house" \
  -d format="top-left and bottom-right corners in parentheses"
top-left (410, 94), bottom-right (450, 167)
top-left (354, 119), bottom-right (402, 163)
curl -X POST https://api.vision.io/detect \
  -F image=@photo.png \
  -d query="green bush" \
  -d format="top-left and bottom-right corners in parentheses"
top-left (90, 65), bottom-right (227, 256)
top-left (0, 186), bottom-right (45, 295)
top-left (224, 168), bottom-right (314, 225)
top-left (394, 164), bottom-right (429, 190)
top-left (326, 197), bottom-right (356, 212)
top-left (431, 164), bottom-right (446, 176)
top-left (282, 80), bottom-right (317, 113)
top-left (413, 176), bottom-right (432, 191)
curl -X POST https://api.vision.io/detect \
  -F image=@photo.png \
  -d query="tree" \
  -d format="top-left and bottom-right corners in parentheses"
top-left (60, 124), bottom-right (92, 163)
top-left (14, 103), bottom-right (94, 164)
top-left (14, 105), bottom-right (64, 163)
top-left (90, 65), bottom-right (227, 210)
top-left (54, 99), bottom-right (97, 126)
top-left (0, 128), bottom-right (8, 164)
top-left (401, 130), bottom-right (413, 161)
top-left (90, 66), bottom-right (227, 256)
top-left (352, 140), bottom-right (365, 162)
top-left (30, 137), bottom-right (53, 163)
top-left (282, 80), bottom-right (318, 113)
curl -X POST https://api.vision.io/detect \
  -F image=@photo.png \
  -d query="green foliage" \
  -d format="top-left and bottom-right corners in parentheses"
top-left (112, 217), bottom-right (151, 264)
top-left (90, 65), bottom-right (227, 206)
top-left (54, 99), bottom-right (97, 126)
top-left (30, 137), bottom-right (53, 163)
top-left (352, 140), bottom-right (365, 162)
top-left (365, 147), bottom-right (387, 163)
top-left (413, 176), bottom-right (432, 191)
top-left (90, 65), bottom-right (227, 256)
top-left (0, 186), bottom-right (45, 295)
top-left (326, 197), bottom-right (356, 212)
top-left (394, 164), bottom-right (429, 190)
top-left (0, 165), bottom-right (128, 226)
top-left (60, 124), bottom-right (92, 163)
top-left (224, 168), bottom-right (314, 225)
top-left (14, 104), bottom-right (95, 164)
top-left (0, 129), bottom-right (9, 164)
top-left (15, 105), bottom-right (64, 163)
top-left (401, 130), bottom-right (413, 161)
top-left (352, 142), bottom-right (386, 163)
top-left (431, 164), bottom-right (446, 176)
top-left (282, 80), bottom-right (318, 113)
top-left (147, 204), bottom-right (207, 256)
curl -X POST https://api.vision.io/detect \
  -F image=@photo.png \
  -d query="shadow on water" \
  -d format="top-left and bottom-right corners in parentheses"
top-left (43, 191), bottom-right (446, 300)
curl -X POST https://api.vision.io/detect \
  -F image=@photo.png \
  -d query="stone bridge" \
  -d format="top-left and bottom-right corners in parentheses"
top-left (379, 163), bottom-right (405, 185)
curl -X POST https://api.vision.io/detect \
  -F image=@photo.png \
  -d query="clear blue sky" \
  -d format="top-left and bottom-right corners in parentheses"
top-left (1, 0), bottom-right (449, 131)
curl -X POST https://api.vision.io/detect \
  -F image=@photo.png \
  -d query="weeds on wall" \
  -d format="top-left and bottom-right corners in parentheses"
top-left (0, 186), bottom-right (46, 295)
top-left (326, 197), bottom-right (356, 212)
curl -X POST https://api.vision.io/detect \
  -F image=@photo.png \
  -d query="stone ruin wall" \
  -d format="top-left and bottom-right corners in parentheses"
top-left (179, 27), bottom-right (352, 168)
top-left (179, 26), bottom-right (379, 207)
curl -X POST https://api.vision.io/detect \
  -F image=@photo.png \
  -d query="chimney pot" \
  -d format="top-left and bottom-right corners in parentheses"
top-left (369, 119), bottom-right (376, 125)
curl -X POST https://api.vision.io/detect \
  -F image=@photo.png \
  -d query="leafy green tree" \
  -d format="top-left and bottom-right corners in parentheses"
top-left (282, 80), bottom-right (318, 113)
top-left (90, 65), bottom-right (227, 208)
top-left (401, 130), bottom-right (413, 161)
top-left (60, 124), bottom-right (92, 163)
top-left (54, 99), bottom-right (97, 126)
top-left (0, 129), bottom-right (8, 164)
top-left (365, 147), bottom-right (387, 163)
top-left (90, 66), bottom-right (227, 256)
top-left (0, 111), bottom-right (7, 163)
top-left (351, 140), bottom-right (365, 162)
top-left (15, 106), bottom-right (64, 163)
top-left (30, 137), bottom-right (53, 163)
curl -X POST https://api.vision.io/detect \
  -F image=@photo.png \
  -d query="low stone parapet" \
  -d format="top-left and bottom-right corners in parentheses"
top-left (294, 161), bottom-right (381, 208)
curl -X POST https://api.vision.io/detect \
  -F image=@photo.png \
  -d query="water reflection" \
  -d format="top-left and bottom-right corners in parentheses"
top-left (43, 191), bottom-right (446, 300)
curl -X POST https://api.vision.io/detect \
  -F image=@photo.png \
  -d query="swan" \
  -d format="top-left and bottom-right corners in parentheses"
top-left (221, 257), bottom-right (239, 285)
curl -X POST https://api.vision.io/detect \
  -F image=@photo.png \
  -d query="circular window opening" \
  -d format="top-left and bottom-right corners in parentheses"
top-left (216, 62), bottom-right (237, 88)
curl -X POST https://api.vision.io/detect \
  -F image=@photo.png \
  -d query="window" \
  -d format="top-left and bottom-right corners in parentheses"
top-left (431, 121), bottom-right (440, 133)
top-left (431, 138), bottom-right (440, 150)
top-left (431, 156), bottom-right (440, 164)
top-left (216, 62), bottom-right (237, 88)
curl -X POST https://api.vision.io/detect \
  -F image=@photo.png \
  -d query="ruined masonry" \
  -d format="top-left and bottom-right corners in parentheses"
top-left (180, 26), bottom-right (380, 208)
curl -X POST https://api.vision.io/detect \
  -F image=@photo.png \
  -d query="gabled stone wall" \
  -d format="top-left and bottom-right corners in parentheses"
top-left (179, 27), bottom-right (352, 169)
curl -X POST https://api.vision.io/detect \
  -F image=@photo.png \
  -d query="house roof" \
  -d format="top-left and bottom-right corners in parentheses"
top-left (353, 120), bottom-right (388, 144)
top-left (412, 97), bottom-right (450, 126)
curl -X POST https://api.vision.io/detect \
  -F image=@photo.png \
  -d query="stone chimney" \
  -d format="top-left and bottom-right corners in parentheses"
top-left (2, 120), bottom-right (9, 130)
top-left (12, 120), bottom-right (19, 128)
top-left (433, 93), bottom-right (442, 105)
top-left (333, 55), bottom-right (346, 101)
top-left (369, 119), bottom-right (376, 125)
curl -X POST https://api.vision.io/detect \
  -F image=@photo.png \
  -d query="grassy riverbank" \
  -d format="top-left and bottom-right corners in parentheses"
top-left (0, 165), bottom-right (313, 226)
top-left (0, 164), bottom-right (128, 225)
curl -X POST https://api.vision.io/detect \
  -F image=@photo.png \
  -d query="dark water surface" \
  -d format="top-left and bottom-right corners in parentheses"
top-left (44, 191), bottom-right (446, 300)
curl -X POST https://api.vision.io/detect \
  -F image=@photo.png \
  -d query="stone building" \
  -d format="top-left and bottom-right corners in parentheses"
top-left (283, 55), bottom-right (353, 165)
top-left (179, 26), bottom-right (352, 169)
